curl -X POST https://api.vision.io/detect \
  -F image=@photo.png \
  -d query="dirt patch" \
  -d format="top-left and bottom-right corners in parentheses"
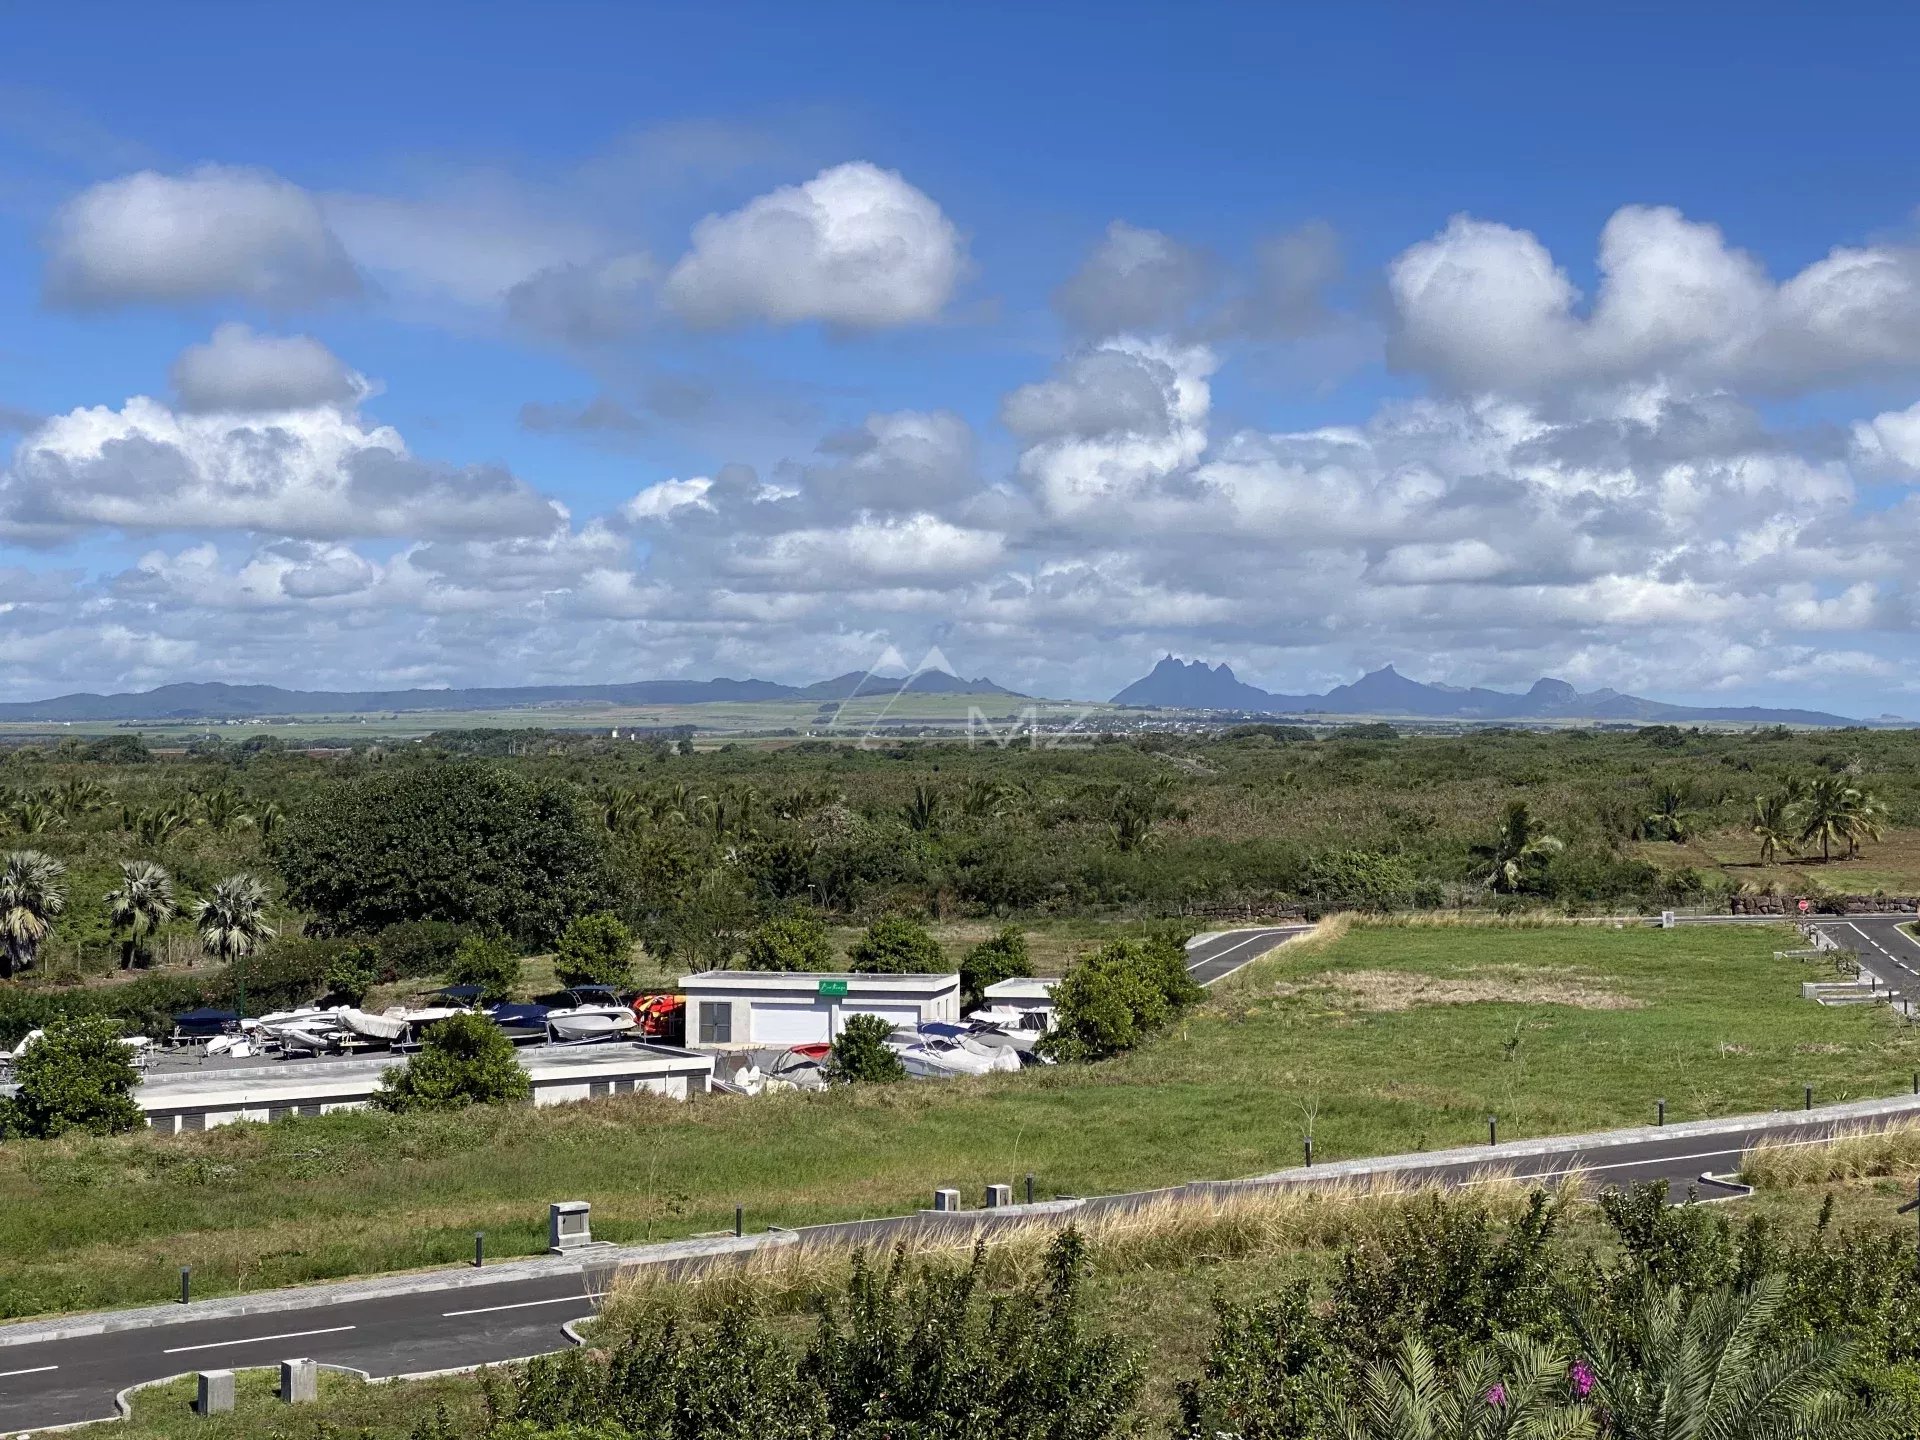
top-left (1272, 965), bottom-right (1643, 1013)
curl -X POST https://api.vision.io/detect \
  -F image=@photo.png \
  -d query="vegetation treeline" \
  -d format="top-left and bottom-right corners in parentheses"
top-left (432, 1182), bottom-right (1920, 1439)
top-left (0, 723), bottom-right (1912, 1028)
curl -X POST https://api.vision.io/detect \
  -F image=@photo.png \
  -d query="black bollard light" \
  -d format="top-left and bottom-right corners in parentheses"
top-left (180, 1266), bottom-right (191, 1305)
top-left (1304, 1135), bottom-right (1314, 1168)
top-left (734, 1204), bottom-right (743, 1238)
top-left (1657, 1098), bottom-right (1666, 1127)
top-left (1805, 1084), bottom-right (1814, 1111)
top-left (474, 1233), bottom-right (485, 1268)
top-left (1488, 1116), bottom-right (1498, 1147)
top-left (1025, 1173), bottom-right (1035, 1205)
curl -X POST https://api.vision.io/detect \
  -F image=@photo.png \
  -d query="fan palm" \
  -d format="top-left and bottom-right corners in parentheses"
top-left (1319, 1332), bottom-right (1592, 1440)
top-left (0, 849), bottom-right (68, 979)
top-left (1473, 801), bottom-right (1566, 893)
top-left (105, 860), bottom-right (176, 970)
top-left (1568, 1277), bottom-right (1879, 1439)
top-left (192, 873), bottom-right (276, 969)
top-left (1747, 792), bottom-right (1796, 866)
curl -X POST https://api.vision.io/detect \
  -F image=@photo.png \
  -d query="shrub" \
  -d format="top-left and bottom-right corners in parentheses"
top-left (1039, 937), bottom-right (1201, 1063)
top-left (553, 913), bottom-right (635, 990)
top-left (825, 1013), bottom-right (906, 1084)
top-left (372, 920), bottom-right (474, 981)
top-left (1, 1016), bottom-right (143, 1138)
top-left (848, 915), bottom-right (944, 974)
top-left (1302, 850), bottom-right (1416, 911)
top-left (959, 926), bottom-right (1032, 1008)
top-left (273, 759), bottom-right (614, 945)
top-left (324, 946), bottom-right (380, 1005)
top-left (373, 1012), bottom-right (530, 1113)
top-left (740, 913), bottom-right (834, 973)
top-left (447, 934), bottom-right (522, 1004)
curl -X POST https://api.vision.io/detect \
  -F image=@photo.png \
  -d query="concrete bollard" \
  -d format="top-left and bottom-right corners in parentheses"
top-left (549, 1200), bottom-right (592, 1253)
top-left (933, 1187), bottom-right (962, 1212)
top-left (984, 1183), bottom-right (1013, 1208)
top-left (280, 1358), bottom-right (318, 1405)
top-left (196, 1369), bottom-right (235, 1415)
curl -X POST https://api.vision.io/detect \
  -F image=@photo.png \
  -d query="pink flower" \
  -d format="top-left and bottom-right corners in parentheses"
top-left (1486, 1383), bottom-right (1507, 1406)
top-left (1571, 1360), bottom-right (1596, 1399)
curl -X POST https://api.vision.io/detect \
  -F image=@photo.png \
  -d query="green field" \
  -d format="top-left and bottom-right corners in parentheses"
top-left (0, 919), bottom-right (1911, 1321)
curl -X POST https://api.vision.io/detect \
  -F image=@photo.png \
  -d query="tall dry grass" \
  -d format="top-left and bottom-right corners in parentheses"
top-left (1743, 1120), bottom-right (1920, 1188)
top-left (595, 1171), bottom-right (1553, 1331)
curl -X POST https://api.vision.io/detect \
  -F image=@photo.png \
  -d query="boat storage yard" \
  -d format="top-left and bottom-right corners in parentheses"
top-left (138, 1041), bottom-right (715, 1132)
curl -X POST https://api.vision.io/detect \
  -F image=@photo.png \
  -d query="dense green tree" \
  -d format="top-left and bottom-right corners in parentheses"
top-left (272, 760), bottom-right (613, 946)
top-left (847, 915), bottom-right (945, 974)
top-left (825, 1012), bottom-right (907, 1083)
top-left (740, 913), bottom-right (834, 972)
top-left (553, 912), bottom-right (635, 989)
top-left (960, 926), bottom-right (1033, 1008)
top-left (447, 934), bottom-right (522, 1003)
top-left (374, 1011), bottom-right (530, 1112)
top-left (0, 849), bottom-right (66, 979)
top-left (323, 945), bottom-right (380, 1004)
top-left (1039, 940), bottom-right (1178, 1062)
top-left (105, 860), bottom-right (175, 971)
top-left (1, 1016), bottom-right (143, 1138)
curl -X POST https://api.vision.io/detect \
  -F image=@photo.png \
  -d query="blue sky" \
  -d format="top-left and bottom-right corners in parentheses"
top-left (3, 2), bottom-right (1920, 712)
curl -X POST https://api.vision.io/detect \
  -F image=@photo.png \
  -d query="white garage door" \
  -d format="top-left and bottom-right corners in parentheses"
top-left (750, 1001), bottom-right (830, 1046)
top-left (841, 1004), bottom-right (921, 1035)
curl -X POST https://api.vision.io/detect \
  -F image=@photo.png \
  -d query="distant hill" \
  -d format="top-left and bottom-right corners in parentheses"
top-left (0, 671), bottom-right (1027, 723)
top-left (1111, 657), bottom-right (1865, 727)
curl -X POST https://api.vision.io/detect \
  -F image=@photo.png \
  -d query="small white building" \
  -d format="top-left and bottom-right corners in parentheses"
top-left (978, 976), bottom-right (1060, 1019)
top-left (137, 1043), bottom-right (715, 1134)
top-left (678, 970), bottom-right (962, 1051)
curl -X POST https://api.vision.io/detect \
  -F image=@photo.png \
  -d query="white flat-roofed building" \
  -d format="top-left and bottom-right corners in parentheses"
top-left (678, 970), bottom-right (961, 1051)
top-left (978, 976), bottom-right (1059, 1016)
top-left (136, 1043), bottom-right (714, 1134)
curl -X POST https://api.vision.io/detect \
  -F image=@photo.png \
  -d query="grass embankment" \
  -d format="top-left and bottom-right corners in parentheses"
top-left (97, 1156), bottom-right (1920, 1440)
top-left (3, 919), bottom-right (1913, 1320)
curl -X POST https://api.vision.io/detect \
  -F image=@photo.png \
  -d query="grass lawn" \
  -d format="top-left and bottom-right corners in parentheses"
top-left (3, 919), bottom-right (1916, 1321)
top-left (1631, 825), bottom-right (1920, 895)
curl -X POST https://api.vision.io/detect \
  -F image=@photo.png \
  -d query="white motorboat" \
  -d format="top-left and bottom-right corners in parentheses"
top-left (891, 1032), bottom-right (1021, 1079)
top-left (545, 1005), bottom-right (637, 1042)
top-left (338, 1008), bottom-right (409, 1043)
top-left (206, 1034), bottom-right (257, 1058)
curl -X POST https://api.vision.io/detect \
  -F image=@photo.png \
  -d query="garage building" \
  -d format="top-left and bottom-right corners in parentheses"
top-left (678, 970), bottom-right (961, 1051)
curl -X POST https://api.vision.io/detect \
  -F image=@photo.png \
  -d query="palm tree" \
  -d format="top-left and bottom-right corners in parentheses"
top-left (1641, 781), bottom-right (1698, 843)
top-left (105, 860), bottom-right (176, 970)
top-left (902, 783), bottom-right (944, 833)
top-left (1569, 1277), bottom-right (1878, 1439)
top-left (1473, 801), bottom-right (1566, 893)
top-left (1842, 787), bottom-right (1887, 860)
top-left (0, 850), bottom-right (67, 979)
top-left (253, 800), bottom-right (285, 843)
top-left (1318, 1332), bottom-right (1592, 1439)
top-left (192, 873), bottom-right (275, 971)
top-left (1747, 792), bottom-right (1796, 866)
top-left (8, 793), bottom-right (63, 836)
top-left (195, 786), bottom-right (252, 834)
top-left (126, 805), bottom-right (193, 848)
top-left (52, 776), bottom-right (108, 824)
top-left (1797, 774), bottom-right (1856, 864)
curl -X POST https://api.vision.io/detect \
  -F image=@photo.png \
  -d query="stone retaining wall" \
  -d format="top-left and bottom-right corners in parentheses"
top-left (1729, 894), bottom-right (1920, 915)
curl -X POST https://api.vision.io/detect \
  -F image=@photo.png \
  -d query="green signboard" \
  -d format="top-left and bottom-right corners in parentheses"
top-left (817, 979), bottom-right (850, 997)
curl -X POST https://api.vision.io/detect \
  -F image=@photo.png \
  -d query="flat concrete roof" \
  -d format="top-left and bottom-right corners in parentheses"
top-left (679, 970), bottom-right (959, 993)
top-left (982, 977), bottom-right (1060, 1000)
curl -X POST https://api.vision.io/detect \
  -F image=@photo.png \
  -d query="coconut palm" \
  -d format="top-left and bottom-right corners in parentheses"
top-left (1568, 1277), bottom-right (1878, 1439)
top-left (192, 873), bottom-right (275, 969)
top-left (1796, 774), bottom-right (1857, 864)
top-left (0, 849), bottom-right (67, 979)
top-left (1641, 781), bottom-right (1699, 843)
top-left (1318, 1332), bottom-right (1592, 1440)
top-left (902, 782), bottom-right (944, 833)
top-left (253, 800), bottom-right (285, 843)
top-left (1842, 786), bottom-right (1887, 860)
top-left (105, 860), bottom-right (176, 970)
top-left (1747, 792), bottom-right (1796, 866)
top-left (1473, 801), bottom-right (1566, 893)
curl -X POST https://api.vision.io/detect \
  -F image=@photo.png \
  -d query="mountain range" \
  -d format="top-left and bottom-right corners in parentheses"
top-left (0, 671), bottom-right (1026, 723)
top-left (1110, 657), bottom-right (1869, 727)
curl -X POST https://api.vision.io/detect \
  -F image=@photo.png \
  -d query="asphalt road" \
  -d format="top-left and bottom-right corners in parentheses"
top-left (1184, 924), bottom-right (1314, 984)
top-left (1811, 914), bottom-right (1920, 1009)
top-left (0, 913), bottom-right (1901, 1431)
